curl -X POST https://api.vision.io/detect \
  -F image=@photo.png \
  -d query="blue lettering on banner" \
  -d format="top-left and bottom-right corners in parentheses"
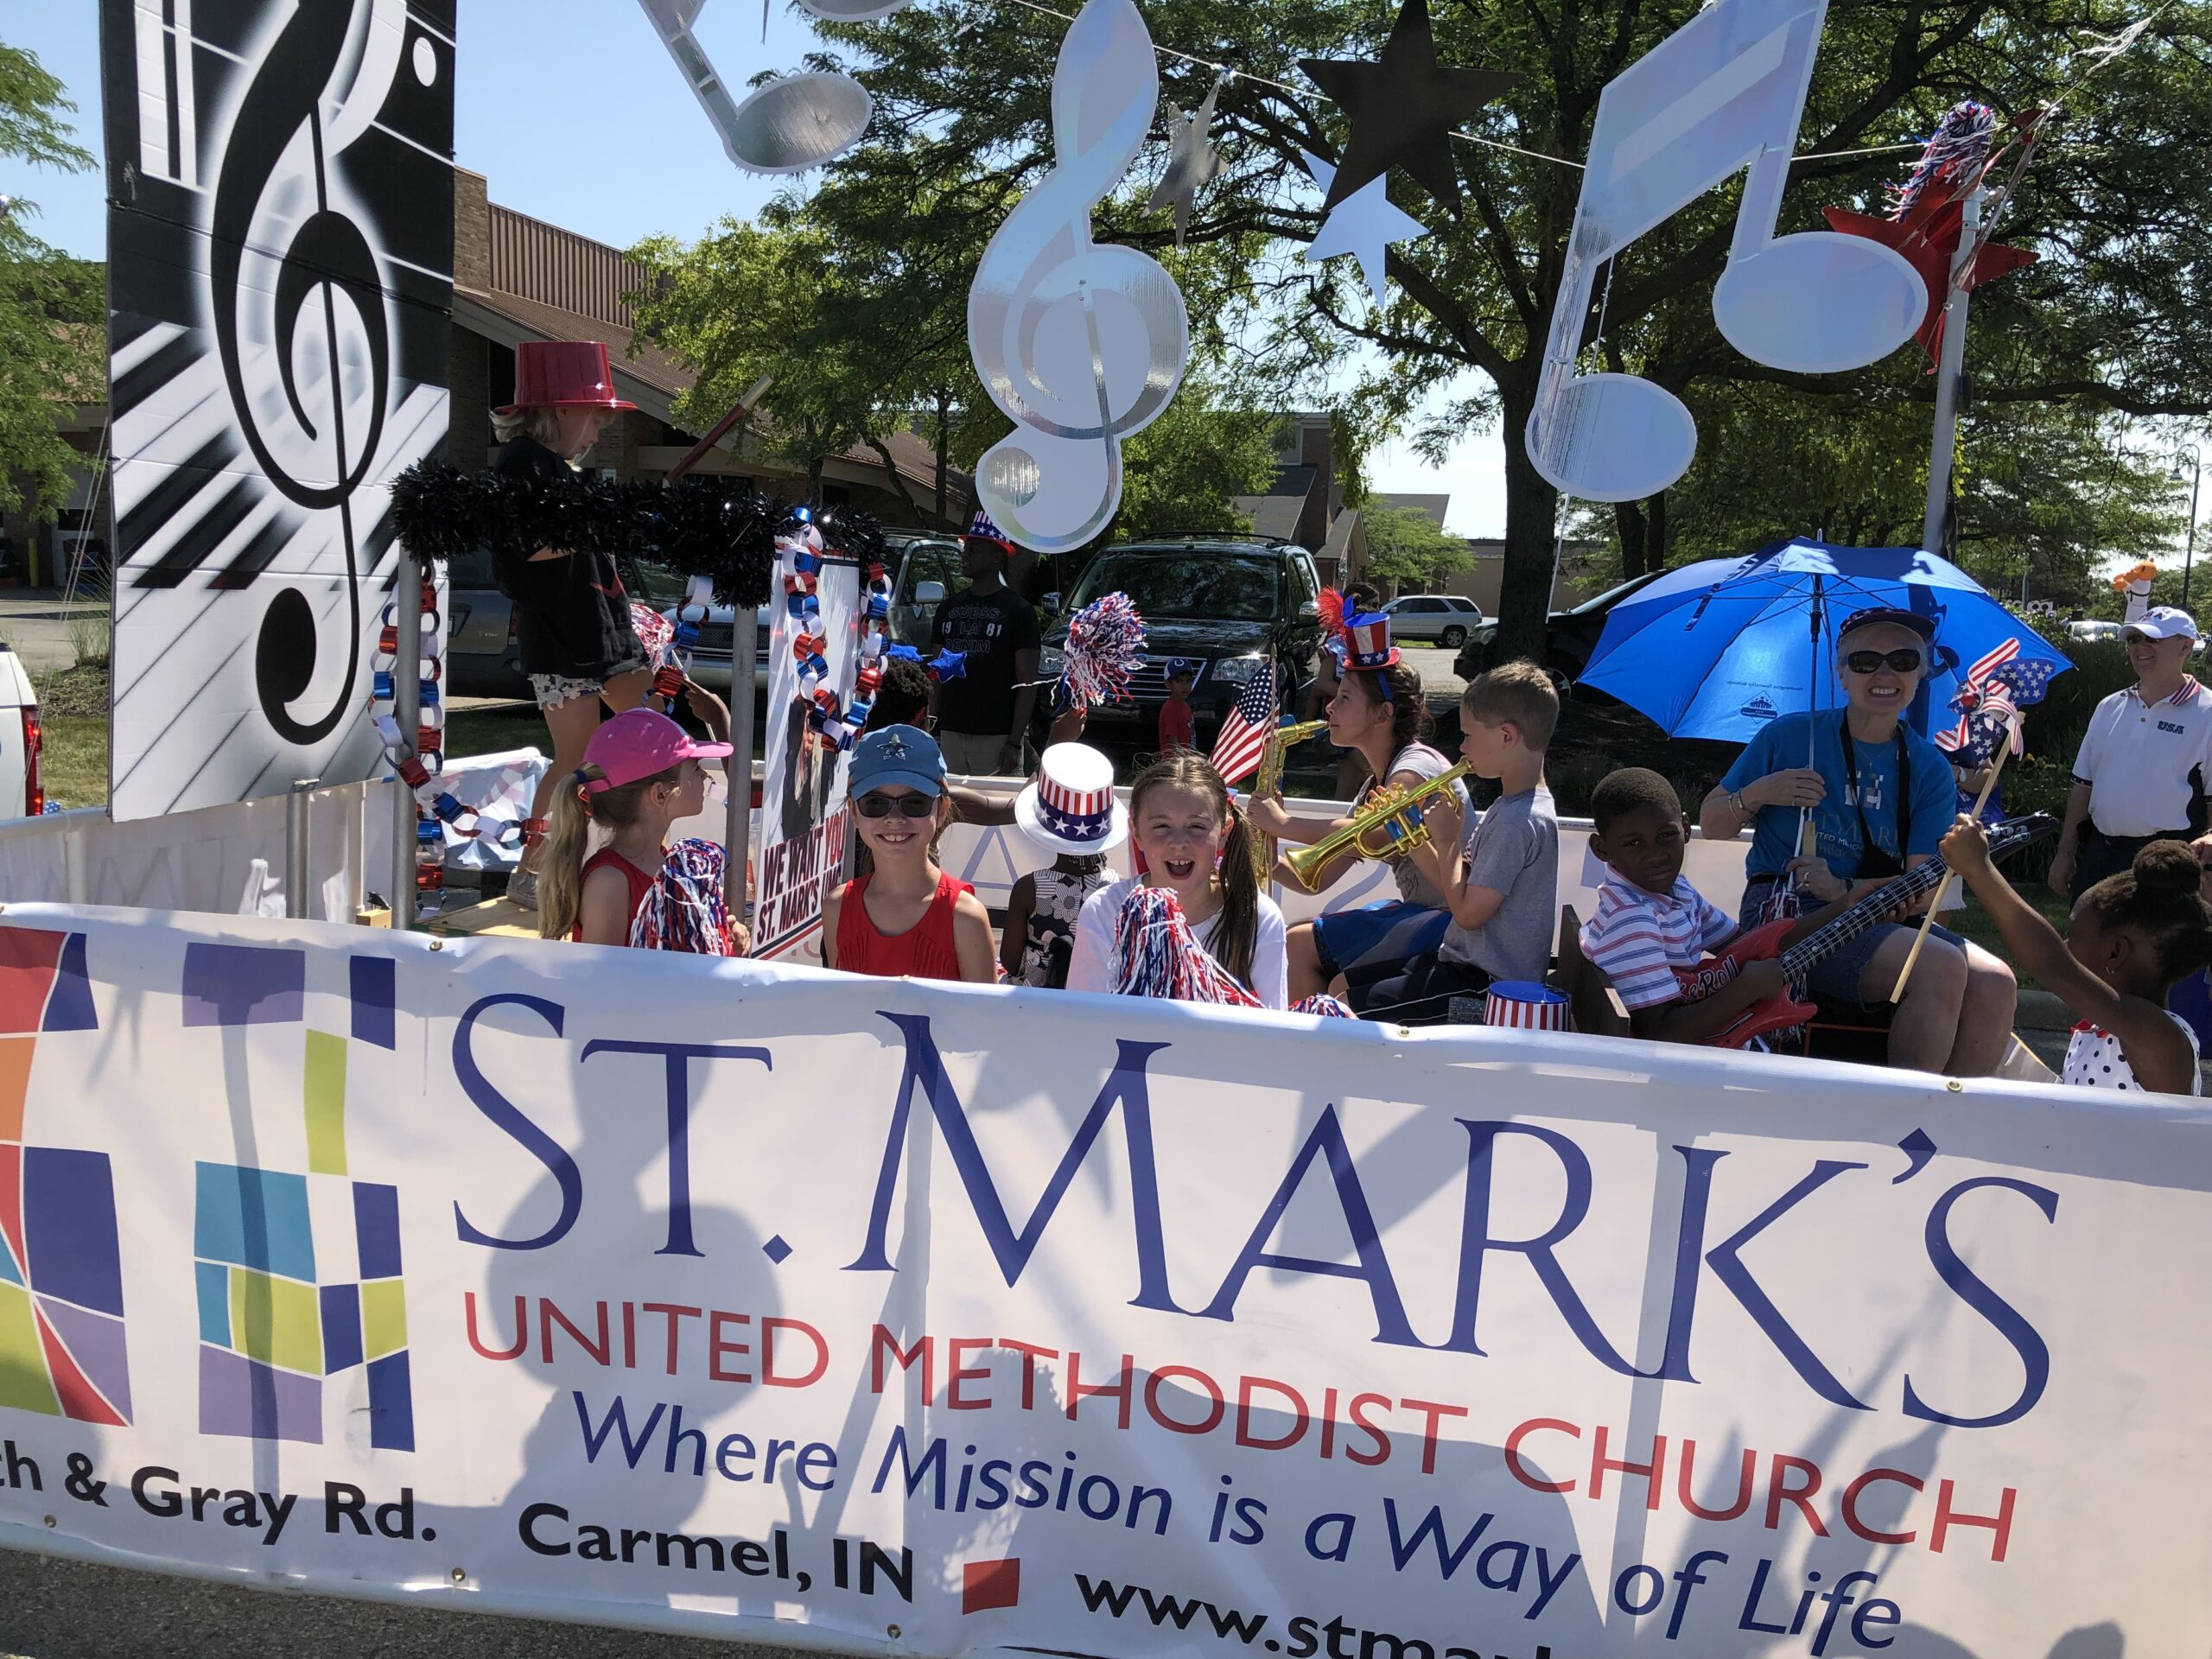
top-left (443, 1004), bottom-right (2063, 1430)
top-left (842, 1013), bottom-right (1185, 1314)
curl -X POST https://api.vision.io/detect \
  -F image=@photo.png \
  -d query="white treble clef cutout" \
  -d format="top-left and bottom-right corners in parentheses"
top-left (1527, 0), bottom-right (1928, 502)
top-left (968, 0), bottom-right (1192, 552)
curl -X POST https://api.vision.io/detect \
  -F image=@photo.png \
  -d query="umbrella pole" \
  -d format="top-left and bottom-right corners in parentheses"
top-left (1800, 578), bottom-right (1823, 860)
top-left (1887, 746), bottom-right (2012, 1003)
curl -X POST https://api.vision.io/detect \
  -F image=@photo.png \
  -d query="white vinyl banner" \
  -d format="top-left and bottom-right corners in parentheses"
top-left (3, 906), bottom-right (2211, 1657)
top-left (758, 558), bottom-right (861, 962)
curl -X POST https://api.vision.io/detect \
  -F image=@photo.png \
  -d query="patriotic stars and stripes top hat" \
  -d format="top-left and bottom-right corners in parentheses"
top-left (1015, 742), bottom-right (1129, 855)
top-left (1319, 588), bottom-right (1401, 677)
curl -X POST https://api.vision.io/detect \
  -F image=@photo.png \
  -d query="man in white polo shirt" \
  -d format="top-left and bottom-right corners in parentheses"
top-left (2050, 607), bottom-right (2212, 899)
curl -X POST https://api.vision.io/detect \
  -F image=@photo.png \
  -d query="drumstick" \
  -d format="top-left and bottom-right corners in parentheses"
top-left (1888, 746), bottom-right (2013, 1003)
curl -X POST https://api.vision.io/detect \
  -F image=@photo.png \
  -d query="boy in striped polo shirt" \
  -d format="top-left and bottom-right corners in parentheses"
top-left (1580, 769), bottom-right (1847, 1043)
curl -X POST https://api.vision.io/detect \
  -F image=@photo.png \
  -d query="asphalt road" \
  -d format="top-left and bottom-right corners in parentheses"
top-left (0, 592), bottom-right (102, 677)
top-left (0, 1547), bottom-right (848, 1659)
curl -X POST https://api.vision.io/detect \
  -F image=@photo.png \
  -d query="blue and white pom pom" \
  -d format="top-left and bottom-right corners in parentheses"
top-left (1061, 592), bottom-right (1147, 709)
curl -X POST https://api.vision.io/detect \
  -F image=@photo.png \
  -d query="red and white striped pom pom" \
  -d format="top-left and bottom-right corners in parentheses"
top-left (1062, 591), bottom-right (1147, 708)
top-left (1109, 886), bottom-right (1262, 1007)
top-left (629, 837), bottom-right (738, 956)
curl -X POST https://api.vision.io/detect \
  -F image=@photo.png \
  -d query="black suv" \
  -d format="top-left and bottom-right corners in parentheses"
top-left (1039, 537), bottom-right (1326, 747)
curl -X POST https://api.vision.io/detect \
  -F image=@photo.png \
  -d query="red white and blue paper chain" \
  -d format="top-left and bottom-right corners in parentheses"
top-left (646, 576), bottom-right (718, 713)
top-left (779, 517), bottom-right (902, 753)
top-left (367, 581), bottom-right (524, 882)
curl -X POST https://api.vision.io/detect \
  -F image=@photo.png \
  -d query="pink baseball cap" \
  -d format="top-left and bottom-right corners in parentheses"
top-left (580, 709), bottom-right (731, 793)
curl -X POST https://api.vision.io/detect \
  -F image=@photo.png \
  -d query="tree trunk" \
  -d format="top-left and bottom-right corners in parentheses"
top-left (807, 454), bottom-right (824, 508)
top-left (933, 388), bottom-right (950, 524)
top-left (1614, 499), bottom-right (1649, 579)
top-left (1494, 387), bottom-right (1560, 666)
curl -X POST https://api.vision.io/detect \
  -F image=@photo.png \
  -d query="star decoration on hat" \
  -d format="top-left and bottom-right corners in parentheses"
top-left (1823, 187), bottom-right (2037, 364)
top-left (880, 733), bottom-right (910, 760)
top-left (1298, 0), bottom-right (1522, 213)
top-left (1147, 74), bottom-right (1226, 249)
top-left (1300, 151), bottom-right (1426, 312)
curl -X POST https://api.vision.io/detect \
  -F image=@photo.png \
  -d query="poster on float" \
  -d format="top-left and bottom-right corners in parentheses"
top-left (97, 0), bottom-right (455, 820)
top-left (754, 555), bottom-right (859, 962)
top-left (4, 909), bottom-right (2212, 1655)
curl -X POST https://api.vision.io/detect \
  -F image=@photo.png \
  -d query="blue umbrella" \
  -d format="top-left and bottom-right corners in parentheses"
top-left (1576, 537), bottom-right (2070, 741)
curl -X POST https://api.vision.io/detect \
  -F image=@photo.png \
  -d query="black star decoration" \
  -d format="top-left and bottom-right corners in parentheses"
top-left (1299, 0), bottom-right (1522, 213)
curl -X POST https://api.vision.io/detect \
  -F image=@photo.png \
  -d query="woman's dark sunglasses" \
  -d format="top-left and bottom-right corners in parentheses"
top-left (1843, 648), bottom-right (1923, 675)
top-left (856, 792), bottom-right (938, 819)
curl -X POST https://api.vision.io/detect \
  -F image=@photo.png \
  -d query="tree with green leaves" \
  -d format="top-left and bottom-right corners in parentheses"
top-left (1113, 387), bottom-right (1282, 538)
top-left (0, 45), bottom-right (103, 523)
top-left (809, 0), bottom-right (2211, 657)
top-left (1362, 502), bottom-right (1472, 591)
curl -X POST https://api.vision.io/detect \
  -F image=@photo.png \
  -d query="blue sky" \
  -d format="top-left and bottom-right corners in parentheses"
top-left (3, 1), bottom-right (1509, 535)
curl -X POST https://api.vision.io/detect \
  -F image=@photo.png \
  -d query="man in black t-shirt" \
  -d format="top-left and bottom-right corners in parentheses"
top-left (931, 535), bottom-right (1040, 776)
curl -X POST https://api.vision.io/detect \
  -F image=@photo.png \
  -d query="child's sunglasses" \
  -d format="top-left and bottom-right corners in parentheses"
top-left (855, 792), bottom-right (938, 819)
top-left (1842, 648), bottom-right (1923, 675)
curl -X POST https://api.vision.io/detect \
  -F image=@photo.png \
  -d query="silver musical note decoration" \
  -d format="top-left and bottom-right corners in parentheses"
top-left (969, 0), bottom-right (1192, 553)
top-left (1526, 0), bottom-right (1928, 502)
top-left (638, 0), bottom-right (893, 175)
top-left (98, 0), bottom-right (454, 820)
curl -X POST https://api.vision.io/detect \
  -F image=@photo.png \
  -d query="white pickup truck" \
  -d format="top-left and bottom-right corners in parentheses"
top-left (0, 645), bottom-right (41, 817)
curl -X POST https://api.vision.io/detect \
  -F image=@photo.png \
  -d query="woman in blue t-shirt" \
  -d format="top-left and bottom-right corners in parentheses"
top-left (1697, 607), bottom-right (2017, 1076)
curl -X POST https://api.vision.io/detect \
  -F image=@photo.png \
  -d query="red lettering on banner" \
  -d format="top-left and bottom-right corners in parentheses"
top-left (1236, 1376), bottom-right (1309, 1450)
top-left (1146, 1364), bottom-right (1225, 1434)
top-left (1678, 1440), bottom-right (1757, 1522)
top-left (1592, 1426), bottom-right (1665, 1510)
top-left (1932, 1479), bottom-right (2017, 1561)
top-left (1843, 1467), bottom-right (1923, 1545)
top-left (870, 1325), bottom-right (933, 1400)
top-left (1067, 1351), bottom-right (1135, 1428)
top-left (946, 1338), bottom-right (992, 1408)
top-left (1765, 1453), bottom-right (1830, 1535)
top-left (1400, 1396), bottom-right (1468, 1475)
top-left (464, 1293), bottom-right (527, 1361)
top-left (642, 1302), bottom-right (701, 1374)
top-left (999, 1338), bottom-right (1057, 1409)
top-left (1506, 1418), bottom-right (1580, 1492)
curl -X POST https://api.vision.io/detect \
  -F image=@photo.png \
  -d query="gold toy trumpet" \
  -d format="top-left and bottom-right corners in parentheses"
top-left (1284, 761), bottom-right (1471, 893)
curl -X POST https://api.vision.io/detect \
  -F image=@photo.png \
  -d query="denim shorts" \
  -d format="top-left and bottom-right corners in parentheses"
top-left (1740, 877), bottom-right (1965, 1006)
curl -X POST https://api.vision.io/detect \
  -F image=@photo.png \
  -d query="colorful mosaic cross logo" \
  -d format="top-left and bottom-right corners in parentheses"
top-left (184, 944), bottom-right (413, 1451)
top-left (0, 926), bottom-right (129, 1426)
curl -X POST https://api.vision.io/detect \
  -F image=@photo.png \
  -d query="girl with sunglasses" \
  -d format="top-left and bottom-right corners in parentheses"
top-left (1700, 607), bottom-right (2017, 1076)
top-left (822, 725), bottom-right (998, 983)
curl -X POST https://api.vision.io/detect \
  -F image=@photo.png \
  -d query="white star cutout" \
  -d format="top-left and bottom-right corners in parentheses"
top-left (1300, 150), bottom-right (1427, 313)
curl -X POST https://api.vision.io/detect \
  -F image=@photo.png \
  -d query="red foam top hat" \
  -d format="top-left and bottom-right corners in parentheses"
top-left (496, 340), bottom-right (639, 415)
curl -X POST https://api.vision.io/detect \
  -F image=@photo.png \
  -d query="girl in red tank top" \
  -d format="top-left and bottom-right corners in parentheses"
top-left (537, 708), bottom-right (736, 948)
top-left (823, 726), bottom-right (997, 982)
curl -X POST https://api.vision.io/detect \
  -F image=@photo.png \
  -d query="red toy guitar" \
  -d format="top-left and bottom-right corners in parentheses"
top-left (1675, 813), bottom-right (2057, 1049)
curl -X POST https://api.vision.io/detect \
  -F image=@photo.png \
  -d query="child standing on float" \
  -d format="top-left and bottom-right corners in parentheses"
top-left (493, 340), bottom-right (652, 910)
top-left (824, 726), bottom-right (999, 983)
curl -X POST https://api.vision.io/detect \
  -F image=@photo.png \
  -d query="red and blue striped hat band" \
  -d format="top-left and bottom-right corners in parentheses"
top-left (1015, 742), bottom-right (1130, 855)
top-left (1344, 613), bottom-right (1400, 671)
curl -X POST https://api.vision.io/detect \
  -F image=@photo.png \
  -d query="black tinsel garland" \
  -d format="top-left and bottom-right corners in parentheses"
top-left (385, 460), bottom-right (781, 608)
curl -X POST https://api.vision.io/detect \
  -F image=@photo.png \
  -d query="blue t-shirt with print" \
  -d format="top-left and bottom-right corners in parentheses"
top-left (1719, 709), bottom-right (1957, 880)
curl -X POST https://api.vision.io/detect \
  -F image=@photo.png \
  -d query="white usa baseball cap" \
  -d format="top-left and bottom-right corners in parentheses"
top-left (2126, 607), bottom-right (2200, 641)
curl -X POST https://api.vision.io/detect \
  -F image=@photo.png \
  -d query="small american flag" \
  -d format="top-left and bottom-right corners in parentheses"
top-left (1209, 660), bottom-right (1279, 787)
top-left (1938, 654), bottom-right (2060, 763)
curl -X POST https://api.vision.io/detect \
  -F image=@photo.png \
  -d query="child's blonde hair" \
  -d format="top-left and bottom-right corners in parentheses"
top-left (492, 405), bottom-right (563, 448)
top-left (537, 760), bottom-right (681, 940)
top-left (1461, 661), bottom-right (1560, 751)
top-left (1127, 750), bottom-right (1260, 987)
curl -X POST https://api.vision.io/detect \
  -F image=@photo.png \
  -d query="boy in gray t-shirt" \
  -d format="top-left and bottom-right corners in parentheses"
top-left (1346, 664), bottom-right (1560, 1024)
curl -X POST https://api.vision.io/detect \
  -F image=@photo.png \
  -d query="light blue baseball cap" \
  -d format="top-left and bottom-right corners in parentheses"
top-left (848, 724), bottom-right (945, 798)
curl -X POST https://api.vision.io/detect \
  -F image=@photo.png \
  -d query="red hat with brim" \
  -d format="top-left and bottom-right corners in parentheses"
top-left (496, 340), bottom-right (639, 415)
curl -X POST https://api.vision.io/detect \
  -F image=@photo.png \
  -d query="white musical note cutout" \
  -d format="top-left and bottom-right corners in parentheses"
top-left (637, 0), bottom-right (876, 174)
top-left (1527, 0), bottom-right (1928, 502)
top-left (968, 0), bottom-right (1192, 553)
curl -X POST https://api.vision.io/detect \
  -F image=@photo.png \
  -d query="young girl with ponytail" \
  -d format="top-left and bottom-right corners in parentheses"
top-left (538, 709), bottom-right (731, 947)
top-left (1942, 817), bottom-right (2212, 1095)
top-left (1066, 751), bottom-right (1288, 1008)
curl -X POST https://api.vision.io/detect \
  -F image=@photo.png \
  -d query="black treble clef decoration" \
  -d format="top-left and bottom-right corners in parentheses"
top-left (209, 1), bottom-right (392, 745)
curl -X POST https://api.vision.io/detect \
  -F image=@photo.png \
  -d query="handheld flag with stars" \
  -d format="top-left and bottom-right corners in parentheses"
top-left (1209, 661), bottom-right (1280, 788)
top-left (1938, 652), bottom-right (2059, 765)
